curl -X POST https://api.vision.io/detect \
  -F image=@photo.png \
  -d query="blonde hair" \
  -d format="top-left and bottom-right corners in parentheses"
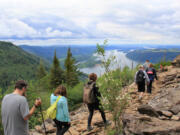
top-left (139, 65), bottom-right (143, 69)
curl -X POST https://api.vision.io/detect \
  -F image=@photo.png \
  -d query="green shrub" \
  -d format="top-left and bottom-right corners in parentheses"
top-left (96, 41), bottom-right (132, 134)
top-left (154, 61), bottom-right (171, 70)
top-left (66, 82), bottom-right (84, 111)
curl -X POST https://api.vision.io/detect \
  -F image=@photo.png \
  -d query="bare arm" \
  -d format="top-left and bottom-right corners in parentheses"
top-left (23, 99), bottom-right (41, 121)
top-left (144, 71), bottom-right (150, 83)
top-left (24, 106), bottom-right (36, 121)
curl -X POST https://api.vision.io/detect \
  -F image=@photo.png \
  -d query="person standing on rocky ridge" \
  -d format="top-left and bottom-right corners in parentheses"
top-left (135, 65), bottom-right (150, 100)
top-left (143, 60), bottom-right (150, 71)
top-left (84, 73), bottom-right (110, 131)
top-left (50, 85), bottom-right (70, 135)
top-left (1, 80), bottom-right (42, 135)
top-left (146, 63), bottom-right (158, 94)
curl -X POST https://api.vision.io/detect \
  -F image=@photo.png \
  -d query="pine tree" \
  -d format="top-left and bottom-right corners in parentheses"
top-left (64, 48), bottom-right (79, 87)
top-left (49, 51), bottom-right (64, 89)
top-left (36, 60), bottom-right (46, 79)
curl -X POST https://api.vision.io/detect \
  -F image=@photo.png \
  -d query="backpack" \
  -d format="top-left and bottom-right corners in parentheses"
top-left (136, 70), bottom-right (145, 83)
top-left (83, 82), bottom-right (96, 104)
top-left (146, 68), bottom-right (155, 80)
top-left (147, 68), bottom-right (154, 75)
top-left (44, 96), bottom-right (61, 120)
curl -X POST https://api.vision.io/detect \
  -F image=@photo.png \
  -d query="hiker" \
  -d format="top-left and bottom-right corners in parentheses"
top-left (1, 80), bottom-right (41, 135)
top-left (50, 85), bottom-right (70, 135)
top-left (146, 63), bottom-right (158, 94)
top-left (135, 65), bottom-right (150, 100)
top-left (83, 73), bottom-right (110, 131)
top-left (143, 60), bottom-right (150, 71)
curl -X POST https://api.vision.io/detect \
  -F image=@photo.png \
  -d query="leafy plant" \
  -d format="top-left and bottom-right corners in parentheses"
top-left (96, 41), bottom-right (133, 134)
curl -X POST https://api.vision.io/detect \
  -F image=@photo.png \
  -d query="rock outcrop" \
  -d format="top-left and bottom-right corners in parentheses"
top-left (172, 55), bottom-right (180, 67)
top-left (122, 63), bottom-right (180, 135)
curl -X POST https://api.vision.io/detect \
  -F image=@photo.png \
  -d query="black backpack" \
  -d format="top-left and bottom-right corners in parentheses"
top-left (136, 70), bottom-right (145, 83)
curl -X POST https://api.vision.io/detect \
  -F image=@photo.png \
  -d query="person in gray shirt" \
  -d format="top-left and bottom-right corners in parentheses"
top-left (143, 60), bottom-right (150, 71)
top-left (1, 80), bottom-right (42, 135)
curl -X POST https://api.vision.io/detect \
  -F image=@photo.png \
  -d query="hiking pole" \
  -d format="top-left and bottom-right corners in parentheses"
top-left (39, 105), bottom-right (47, 135)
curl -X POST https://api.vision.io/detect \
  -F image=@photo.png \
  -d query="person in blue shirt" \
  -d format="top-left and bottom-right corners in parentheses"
top-left (50, 85), bottom-right (70, 135)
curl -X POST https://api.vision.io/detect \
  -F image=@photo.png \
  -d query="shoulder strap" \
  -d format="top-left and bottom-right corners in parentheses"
top-left (55, 96), bottom-right (62, 104)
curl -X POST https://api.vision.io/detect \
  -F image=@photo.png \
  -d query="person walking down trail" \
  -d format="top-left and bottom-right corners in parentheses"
top-left (83, 73), bottom-right (110, 131)
top-left (135, 65), bottom-right (150, 100)
top-left (146, 63), bottom-right (158, 94)
top-left (143, 60), bottom-right (150, 71)
top-left (50, 85), bottom-right (70, 135)
top-left (1, 80), bottom-right (42, 135)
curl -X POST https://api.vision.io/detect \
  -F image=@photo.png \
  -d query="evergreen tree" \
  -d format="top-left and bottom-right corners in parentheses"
top-left (36, 60), bottom-right (46, 79)
top-left (49, 51), bottom-right (64, 89)
top-left (64, 48), bottom-right (79, 87)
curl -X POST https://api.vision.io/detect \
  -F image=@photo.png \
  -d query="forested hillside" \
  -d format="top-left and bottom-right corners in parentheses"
top-left (0, 41), bottom-right (47, 91)
top-left (20, 45), bottom-right (97, 62)
top-left (126, 49), bottom-right (180, 63)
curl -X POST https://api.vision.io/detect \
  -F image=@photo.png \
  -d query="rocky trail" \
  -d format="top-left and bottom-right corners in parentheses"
top-left (123, 56), bottom-right (180, 135)
top-left (30, 55), bottom-right (180, 135)
top-left (30, 104), bottom-right (112, 135)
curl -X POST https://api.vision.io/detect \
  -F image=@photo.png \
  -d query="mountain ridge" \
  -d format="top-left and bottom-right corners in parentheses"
top-left (0, 41), bottom-right (48, 91)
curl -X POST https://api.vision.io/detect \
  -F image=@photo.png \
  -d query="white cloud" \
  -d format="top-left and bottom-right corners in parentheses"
top-left (0, 0), bottom-right (180, 45)
top-left (45, 27), bottom-right (72, 37)
top-left (0, 17), bottom-right (37, 37)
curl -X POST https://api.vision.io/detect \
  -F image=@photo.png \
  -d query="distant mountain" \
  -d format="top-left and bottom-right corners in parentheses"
top-left (126, 48), bottom-right (180, 63)
top-left (0, 41), bottom-right (48, 91)
top-left (20, 45), bottom-right (180, 68)
top-left (20, 45), bottom-right (97, 62)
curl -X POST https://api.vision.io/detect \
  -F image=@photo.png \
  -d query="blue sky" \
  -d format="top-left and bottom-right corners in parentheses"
top-left (0, 0), bottom-right (180, 46)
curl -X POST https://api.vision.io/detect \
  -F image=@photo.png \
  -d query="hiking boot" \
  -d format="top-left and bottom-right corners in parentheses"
top-left (87, 126), bottom-right (93, 131)
top-left (104, 120), bottom-right (111, 127)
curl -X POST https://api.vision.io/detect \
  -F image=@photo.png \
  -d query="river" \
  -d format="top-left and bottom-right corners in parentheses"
top-left (79, 50), bottom-right (139, 76)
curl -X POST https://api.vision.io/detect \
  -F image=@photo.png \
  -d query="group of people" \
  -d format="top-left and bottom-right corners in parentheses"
top-left (135, 60), bottom-right (158, 100)
top-left (1, 73), bottom-right (110, 135)
top-left (1, 60), bottom-right (158, 135)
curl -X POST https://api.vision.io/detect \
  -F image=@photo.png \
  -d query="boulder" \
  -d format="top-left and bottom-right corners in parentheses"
top-left (161, 111), bottom-right (173, 117)
top-left (41, 122), bottom-right (56, 133)
top-left (148, 87), bottom-right (180, 111)
top-left (122, 113), bottom-right (180, 135)
top-left (172, 55), bottom-right (180, 67)
top-left (159, 116), bottom-right (170, 120)
top-left (138, 104), bottom-right (159, 117)
top-left (34, 125), bottom-right (42, 133)
top-left (170, 104), bottom-right (180, 115)
top-left (171, 115), bottom-right (179, 121)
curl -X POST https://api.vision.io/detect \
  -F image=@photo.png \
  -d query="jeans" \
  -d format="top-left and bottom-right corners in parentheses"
top-left (87, 104), bottom-right (106, 127)
top-left (54, 119), bottom-right (70, 135)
